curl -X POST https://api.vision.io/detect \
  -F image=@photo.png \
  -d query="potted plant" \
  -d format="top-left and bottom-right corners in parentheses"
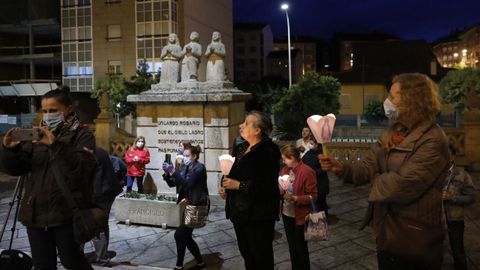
top-left (114, 192), bottom-right (185, 227)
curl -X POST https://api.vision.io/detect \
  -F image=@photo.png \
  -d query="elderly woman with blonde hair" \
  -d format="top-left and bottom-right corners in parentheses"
top-left (321, 73), bottom-right (449, 270)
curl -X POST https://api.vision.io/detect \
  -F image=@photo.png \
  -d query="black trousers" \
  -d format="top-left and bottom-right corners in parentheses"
top-left (282, 215), bottom-right (310, 270)
top-left (174, 224), bottom-right (203, 267)
top-left (27, 224), bottom-right (93, 270)
top-left (447, 220), bottom-right (467, 270)
top-left (233, 219), bottom-right (275, 270)
top-left (316, 193), bottom-right (328, 215)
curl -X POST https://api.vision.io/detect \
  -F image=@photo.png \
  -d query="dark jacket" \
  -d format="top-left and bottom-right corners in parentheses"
top-left (164, 161), bottom-right (209, 205)
top-left (302, 146), bottom-right (330, 196)
top-left (0, 126), bottom-right (96, 228)
top-left (226, 139), bottom-right (281, 224)
top-left (444, 166), bottom-right (476, 221)
top-left (93, 147), bottom-right (122, 205)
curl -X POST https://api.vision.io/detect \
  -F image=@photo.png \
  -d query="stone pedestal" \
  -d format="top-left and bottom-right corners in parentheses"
top-left (127, 85), bottom-right (251, 194)
top-left (94, 93), bottom-right (116, 151)
top-left (114, 195), bottom-right (185, 227)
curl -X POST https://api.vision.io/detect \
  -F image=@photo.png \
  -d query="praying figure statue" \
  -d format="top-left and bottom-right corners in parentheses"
top-left (160, 33), bottom-right (182, 84)
top-left (181, 32), bottom-right (202, 82)
top-left (205, 31), bottom-right (226, 82)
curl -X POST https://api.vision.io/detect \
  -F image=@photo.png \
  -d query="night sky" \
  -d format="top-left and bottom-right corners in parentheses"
top-left (234, 0), bottom-right (480, 42)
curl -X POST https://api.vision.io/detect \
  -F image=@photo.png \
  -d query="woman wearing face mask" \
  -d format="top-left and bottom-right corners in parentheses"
top-left (162, 145), bottom-right (209, 270)
top-left (124, 136), bottom-right (150, 193)
top-left (279, 145), bottom-right (317, 270)
top-left (1, 89), bottom-right (96, 270)
top-left (320, 73), bottom-right (450, 269)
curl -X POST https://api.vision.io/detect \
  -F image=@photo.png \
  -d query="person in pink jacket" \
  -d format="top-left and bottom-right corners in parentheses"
top-left (124, 136), bottom-right (150, 193)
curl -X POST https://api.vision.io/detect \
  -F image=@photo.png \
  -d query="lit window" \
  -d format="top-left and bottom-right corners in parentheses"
top-left (108, 61), bottom-right (122, 75)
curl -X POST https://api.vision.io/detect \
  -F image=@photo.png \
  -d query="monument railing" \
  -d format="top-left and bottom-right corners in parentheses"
top-left (110, 128), bottom-right (136, 157)
top-left (278, 127), bottom-right (468, 165)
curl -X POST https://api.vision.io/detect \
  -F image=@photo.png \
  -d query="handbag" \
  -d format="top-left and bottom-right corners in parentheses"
top-left (304, 198), bottom-right (329, 241)
top-left (0, 250), bottom-right (33, 270)
top-left (50, 160), bottom-right (105, 244)
top-left (183, 199), bottom-right (210, 228)
top-left (377, 213), bottom-right (444, 268)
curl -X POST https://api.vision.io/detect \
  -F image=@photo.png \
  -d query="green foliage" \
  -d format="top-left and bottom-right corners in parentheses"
top-left (145, 194), bottom-right (157, 200)
top-left (91, 62), bottom-right (160, 117)
top-left (124, 192), bottom-right (141, 199)
top-left (439, 68), bottom-right (480, 112)
top-left (273, 72), bottom-right (341, 137)
top-left (363, 99), bottom-right (386, 118)
top-left (239, 75), bottom-right (288, 113)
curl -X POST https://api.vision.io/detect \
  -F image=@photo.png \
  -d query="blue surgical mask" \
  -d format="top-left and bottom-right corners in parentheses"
top-left (43, 112), bottom-right (65, 129)
top-left (178, 147), bottom-right (184, 155)
top-left (383, 98), bottom-right (397, 119)
top-left (183, 156), bottom-right (191, 166)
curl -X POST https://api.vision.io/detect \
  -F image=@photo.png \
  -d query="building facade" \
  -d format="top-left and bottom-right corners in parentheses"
top-left (233, 23), bottom-right (273, 83)
top-left (273, 37), bottom-right (317, 76)
top-left (61, 0), bottom-right (233, 92)
top-left (433, 24), bottom-right (480, 68)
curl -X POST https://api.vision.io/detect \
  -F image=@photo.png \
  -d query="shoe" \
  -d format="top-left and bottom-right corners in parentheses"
top-left (173, 267), bottom-right (184, 270)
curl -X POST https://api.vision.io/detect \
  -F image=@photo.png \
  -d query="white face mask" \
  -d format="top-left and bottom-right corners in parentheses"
top-left (136, 141), bottom-right (144, 148)
top-left (43, 112), bottom-right (65, 129)
top-left (383, 98), bottom-right (397, 119)
top-left (183, 156), bottom-right (191, 166)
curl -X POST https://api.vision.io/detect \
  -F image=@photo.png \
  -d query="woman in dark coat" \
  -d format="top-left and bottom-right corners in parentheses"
top-left (163, 144), bottom-right (209, 270)
top-left (1, 89), bottom-right (96, 270)
top-left (221, 111), bottom-right (281, 270)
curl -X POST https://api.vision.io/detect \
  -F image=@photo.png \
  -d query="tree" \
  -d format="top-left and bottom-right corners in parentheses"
top-left (92, 62), bottom-right (160, 117)
top-left (273, 72), bottom-right (341, 138)
top-left (363, 100), bottom-right (385, 118)
top-left (439, 68), bottom-right (480, 113)
top-left (238, 75), bottom-right (288, 113)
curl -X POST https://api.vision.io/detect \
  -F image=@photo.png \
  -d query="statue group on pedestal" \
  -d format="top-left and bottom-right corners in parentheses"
top-left (159, 31), bottom-right (226, 84)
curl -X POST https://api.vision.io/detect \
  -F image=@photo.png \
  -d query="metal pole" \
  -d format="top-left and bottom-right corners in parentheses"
top-left (285, 10), bottom-right (292, 87)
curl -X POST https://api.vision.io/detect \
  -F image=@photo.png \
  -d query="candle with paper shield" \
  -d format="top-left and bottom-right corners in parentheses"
top-left (278, 175), bottom-right (290, 191)
top-left (307, 114), bottom-right (336, 156)
top-left (218, 154), bottom-right (235, 193)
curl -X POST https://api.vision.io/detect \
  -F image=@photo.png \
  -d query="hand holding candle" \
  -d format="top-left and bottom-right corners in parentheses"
top-left (218, 154), bottom-right (235, 198)
top-left (307, 113), bottom-right (336, 156)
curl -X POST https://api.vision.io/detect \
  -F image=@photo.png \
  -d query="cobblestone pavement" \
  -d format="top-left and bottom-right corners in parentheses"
top-left (1, 173), bottom-right (480, 269)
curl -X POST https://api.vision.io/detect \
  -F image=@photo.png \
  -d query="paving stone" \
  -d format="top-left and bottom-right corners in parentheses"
top-left (209, 241), bottom-right (241, 260)
top-left (310, 246), bottom-right (350, 269)
top-left (354, 253), bottom-right (378, 270)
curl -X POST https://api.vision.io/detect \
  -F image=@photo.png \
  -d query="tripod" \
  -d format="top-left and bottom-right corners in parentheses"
top-left (0, 175), bottom-right (26, 249)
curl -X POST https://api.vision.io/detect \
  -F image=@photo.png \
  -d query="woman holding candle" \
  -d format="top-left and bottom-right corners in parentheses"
top-left (320, 73), bottom-right (450, 269)
top-left (279, 145), bottom-right (317, 270)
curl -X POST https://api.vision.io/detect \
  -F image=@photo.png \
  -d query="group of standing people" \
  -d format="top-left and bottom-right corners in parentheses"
top-left (217, 73), bottom-right (476, 270)
top-left (0, 72), bottom-right (477, 270)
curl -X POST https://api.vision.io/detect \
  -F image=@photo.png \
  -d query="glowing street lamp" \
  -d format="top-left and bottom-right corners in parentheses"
top-left (281, 3), bottom-right (292, 87)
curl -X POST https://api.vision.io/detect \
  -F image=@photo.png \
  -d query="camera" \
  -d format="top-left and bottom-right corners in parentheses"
top-left (11, 129), bottom-right (44, 141)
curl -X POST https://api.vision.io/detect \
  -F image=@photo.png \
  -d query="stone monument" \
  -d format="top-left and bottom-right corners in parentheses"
top-left (159, 33), bottom-right (182, 85)
top-left (128, 31), bottom-right (251, 195)
top-left (205, 31), bottom-right (226, 82)
top-left (181, 31), bottom-right (202, 83)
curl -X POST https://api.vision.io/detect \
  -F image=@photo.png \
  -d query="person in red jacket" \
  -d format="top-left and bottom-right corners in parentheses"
top-left (124, 136), bottom-right (150, 193)
top-left (280, 145), bottom-right (317, 270)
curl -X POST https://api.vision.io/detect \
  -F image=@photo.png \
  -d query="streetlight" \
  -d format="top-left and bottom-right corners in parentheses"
top-left (281, 3), bottom-right (292, 87)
